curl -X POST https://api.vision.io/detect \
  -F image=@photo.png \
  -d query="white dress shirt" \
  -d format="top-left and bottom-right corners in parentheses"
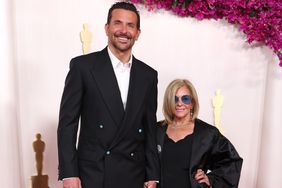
top-left (107, 47), bottom-right (132, 109)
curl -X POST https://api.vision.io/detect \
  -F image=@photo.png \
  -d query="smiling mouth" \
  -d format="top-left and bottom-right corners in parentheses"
top-left (115, 32), bottom-right (131, 41)
top-left (176, 109), bottom-right (186, 112)
top-left (117, 36), bottom-right (129, 43)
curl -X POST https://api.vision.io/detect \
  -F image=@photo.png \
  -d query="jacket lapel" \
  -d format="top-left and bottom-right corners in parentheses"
top-left (191, 120), bottom-right (206, 167)
top-left (90, 48), bottom-right (124, 126)
top-left (109, 57), bottom-right (148, 149)
top-left (190, 119), bottom-right (211, 185)
top-left (124, 58), bottom-right (147, 123)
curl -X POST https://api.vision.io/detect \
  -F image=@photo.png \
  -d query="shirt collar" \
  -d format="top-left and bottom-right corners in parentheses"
top-left (107, 47), bottom-right (132, 69)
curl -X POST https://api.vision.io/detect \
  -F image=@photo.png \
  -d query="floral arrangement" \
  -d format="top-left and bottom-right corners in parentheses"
top-left (128, 0), bottom-right (282, 67)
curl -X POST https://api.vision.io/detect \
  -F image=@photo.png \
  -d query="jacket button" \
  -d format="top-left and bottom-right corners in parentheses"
top-left (138, 128), bottom-right (142, 133)
top-left (99, 124), bottom-right (104, 129)
top-left (130, 152), bottom-right (134, 156)
top-left (106, 150), bottom-right (111, 155)
top-left (157, 145), bottom-right (162, 153)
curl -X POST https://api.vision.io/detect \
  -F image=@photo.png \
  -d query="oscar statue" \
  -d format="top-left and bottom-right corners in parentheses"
top-left (31, 133), bottom-right (49, 188)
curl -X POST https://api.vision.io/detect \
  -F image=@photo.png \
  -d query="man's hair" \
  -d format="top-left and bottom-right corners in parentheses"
top-left (107, 2), bottom-right (140, 30)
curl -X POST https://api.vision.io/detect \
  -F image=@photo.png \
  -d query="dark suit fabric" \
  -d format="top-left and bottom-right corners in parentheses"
top-left (156, 119), bottom-right (243, 188)
top-left (57, 47), bottom-right (159, 188)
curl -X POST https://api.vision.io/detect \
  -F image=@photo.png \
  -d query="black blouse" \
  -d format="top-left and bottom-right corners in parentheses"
top-left (162, 133), bottom-right (193, 188)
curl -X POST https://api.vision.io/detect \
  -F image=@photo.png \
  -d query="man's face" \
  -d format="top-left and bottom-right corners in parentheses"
top-left (105, 9), bottom-right (140, 54)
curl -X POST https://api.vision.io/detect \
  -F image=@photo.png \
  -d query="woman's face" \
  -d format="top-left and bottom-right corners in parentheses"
top-left (173, 86), bottom-right (193, 121)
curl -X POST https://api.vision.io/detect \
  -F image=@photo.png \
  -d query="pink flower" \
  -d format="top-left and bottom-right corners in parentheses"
top-left (128, 0), bottom-right (282, 67)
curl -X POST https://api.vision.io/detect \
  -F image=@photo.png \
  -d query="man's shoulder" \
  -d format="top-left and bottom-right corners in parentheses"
top-left (133, 56), bottom-right (157, 75)
top-left (69, 48), bottom-right (107, 68)
top-left (71, 48), bottom-right (106, 62)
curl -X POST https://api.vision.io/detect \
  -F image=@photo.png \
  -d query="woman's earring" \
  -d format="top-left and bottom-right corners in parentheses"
top-left (190, 108), bottom-right (194, 120)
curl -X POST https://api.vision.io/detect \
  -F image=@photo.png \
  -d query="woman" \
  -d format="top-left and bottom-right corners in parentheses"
top-left (157, 79), bottom-right (242, 188)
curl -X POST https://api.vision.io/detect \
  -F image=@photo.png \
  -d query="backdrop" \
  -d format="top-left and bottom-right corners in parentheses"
top-left (1, 0), bottom-right (282, 187)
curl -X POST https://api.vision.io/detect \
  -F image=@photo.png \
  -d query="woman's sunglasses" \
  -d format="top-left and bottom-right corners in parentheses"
top-left (174, 95), bottom-right (192, 105)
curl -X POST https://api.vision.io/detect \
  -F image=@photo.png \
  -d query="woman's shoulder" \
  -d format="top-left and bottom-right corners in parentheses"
top-left (195, 118), bottom-right (220, 135)
top-left (156, 120), bottom-right (167, 144)
top-left (156, 120), bottom-right (168, 131)
top-left (157, 120), bottom-right (166, 126)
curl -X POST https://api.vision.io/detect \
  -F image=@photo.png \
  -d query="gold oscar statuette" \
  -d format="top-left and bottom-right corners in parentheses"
top-left (212, 89), bottom-right (224, 134)
top-left (80, 23), bottom-right (93, 54)
top-left (31, 133), bottom-right (49, 188)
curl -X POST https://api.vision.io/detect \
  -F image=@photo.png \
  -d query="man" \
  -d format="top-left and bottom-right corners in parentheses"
top-left (57, 2), bottom-right (159, 188)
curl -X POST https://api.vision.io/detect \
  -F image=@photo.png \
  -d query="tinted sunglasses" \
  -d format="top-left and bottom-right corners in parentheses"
top-left (175, 95), bottom-right (192, 105)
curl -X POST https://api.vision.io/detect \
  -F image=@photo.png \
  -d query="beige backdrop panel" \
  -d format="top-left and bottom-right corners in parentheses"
top-left (3, 0), bottom-right (280, 187)
top-left (0, 0), bottom-right (22, 187)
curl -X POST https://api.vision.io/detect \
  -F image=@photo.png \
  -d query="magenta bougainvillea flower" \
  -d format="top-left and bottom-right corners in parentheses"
top-left (128, 0), bottom-right (282, 67)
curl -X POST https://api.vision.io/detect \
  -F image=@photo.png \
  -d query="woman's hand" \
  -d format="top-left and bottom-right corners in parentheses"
top-left (194, 169), bottom-right (211, 187)
top-left (144, 181), bottom-right (157, 188)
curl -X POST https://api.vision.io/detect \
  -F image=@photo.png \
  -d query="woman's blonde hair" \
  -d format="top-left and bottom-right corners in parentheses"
top-left (162, 79), bottom-right (199, 124)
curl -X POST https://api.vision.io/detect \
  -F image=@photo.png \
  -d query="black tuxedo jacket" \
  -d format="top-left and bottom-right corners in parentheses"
top-left (58, 47), bottom-right (159, 188)
top-left (156, 119), bottom-right (243, 188)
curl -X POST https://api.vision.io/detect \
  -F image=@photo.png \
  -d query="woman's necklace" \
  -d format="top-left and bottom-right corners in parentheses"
top-left (171, 121), bottom-right (192, 129)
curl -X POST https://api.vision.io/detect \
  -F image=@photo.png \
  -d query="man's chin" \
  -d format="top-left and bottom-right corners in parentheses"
top-left (115, 45), bottom-right (133, 52)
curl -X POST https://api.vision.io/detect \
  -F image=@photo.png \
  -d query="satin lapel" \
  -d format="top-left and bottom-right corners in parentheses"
top-left (190, 120), bottom-right (208, 171)
top-left (189, 120), bottom-right (204, 187)
top-left (90, 48), bottom-right (124, 126)
top-left (124, 60), bottom-right (147, 125)
top-left (109, 59), bottom-right (148, 149)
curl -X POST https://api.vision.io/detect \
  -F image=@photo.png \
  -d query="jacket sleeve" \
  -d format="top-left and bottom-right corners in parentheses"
top-left (207, 129), bottom-right (243, 188)
top-left (143, 71), bottom-right (160, 181)
top-left (57, 59), bottom-right (83, 180)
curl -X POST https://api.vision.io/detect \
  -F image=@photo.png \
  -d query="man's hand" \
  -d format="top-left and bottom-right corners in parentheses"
top-left (62, 177), bottom-right (81, 188)
top-left (144, 180), bottom-right (157, 188)
top-left (194, 169), bottom-right (211, 187)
